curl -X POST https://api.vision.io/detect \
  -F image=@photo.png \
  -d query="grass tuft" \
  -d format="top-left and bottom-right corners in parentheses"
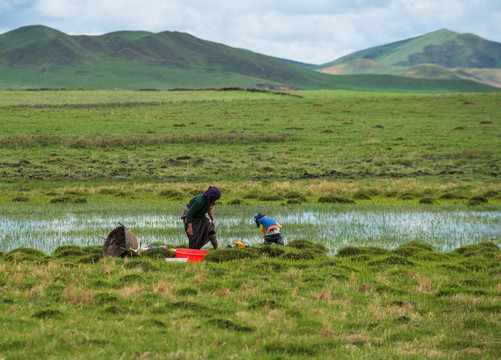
top-left (468, 196), bottom-right (488, 206)
top-left (318, 195), bottom-right (355, 204)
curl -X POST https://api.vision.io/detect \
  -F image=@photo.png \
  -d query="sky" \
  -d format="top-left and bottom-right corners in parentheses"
top-left (0, 0), bottom-right (500, 65)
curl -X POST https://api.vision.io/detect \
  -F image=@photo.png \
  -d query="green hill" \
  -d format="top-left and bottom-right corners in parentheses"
top-left (315, 29), bottom-right (501, 88)
top-left (0, 25), bottom-right (499, 92)
top-left (317, 29), bottom-right (501, 68)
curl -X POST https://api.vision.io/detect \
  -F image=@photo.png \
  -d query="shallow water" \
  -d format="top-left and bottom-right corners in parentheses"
top-left (0, 204), bottom-right (499, 254)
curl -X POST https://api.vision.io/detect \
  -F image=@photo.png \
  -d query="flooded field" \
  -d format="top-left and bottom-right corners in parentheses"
top-left (1, 203), bottom-right (499, 255)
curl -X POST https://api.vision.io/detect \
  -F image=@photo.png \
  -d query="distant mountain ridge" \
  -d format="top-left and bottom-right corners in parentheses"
top-left (0, 25), bottom-right (499, 92)
top-left (315, 29), bottom-right (501, 88)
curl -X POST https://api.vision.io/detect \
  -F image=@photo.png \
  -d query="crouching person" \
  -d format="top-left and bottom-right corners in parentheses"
top-left (182, 186), bottom-right (221, 249)
top-left (254, 213), bottom-right (284, 245)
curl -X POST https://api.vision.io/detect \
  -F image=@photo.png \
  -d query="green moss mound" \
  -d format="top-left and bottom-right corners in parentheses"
top-left (318, 195), bottom-right (355, 204)
top-left (284, 191), bottom-right (307, 202)
top-left (158, 189), bottom-right (183, 199)
top-left (337, 246), bottom-right (389, 257)
top-left (5, 248), bottom-right (49, 263)
top-left (419, 197), bottom-right (434, 204)
top-left (141, 248), bottom-right (176, 259)
top-left (482, 190), bottom-right (498, 198)
top-left (468, 196), bottom-right (489, 206)
top-left (124, 258), bottom-right (160, 271)
top-left (392, 241), bottom-right (453, 262)
top-left (3, 241), bottom-right (500, 271)
top-left (439, 193), bottom-right (467, 200)
top-left (453, 241), bottom-right (500, 259)
top-left (259, 194), bottom-right (281, 201)
top-left (399, 192), bottom-right (415, 200)
top-left (283, 249), bottom-right (327, 261)
top-left (392, 241), bottom-right (434, 257)
top-left (226, 199), bottom-right (244, 205)
top-left (205, 240), bottom-right (329, 263)
top-left (287, 239), bottom-right (327, 253)
top-left (260, 245), bottom-right (286, 257)
top-left (205, 247), bottom-right (261, 263)
top-left (368, 255), bottom-right (415, 267)
top-left (52, 245), bottom-right (102, 263)
top-left (52, 245), bottom-right (86, 258)
top-left (353, 191), bottom-right (372, 200)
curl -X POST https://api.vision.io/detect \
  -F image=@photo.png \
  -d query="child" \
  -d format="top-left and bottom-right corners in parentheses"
top-left (253, 213), bottom-right (284, 245)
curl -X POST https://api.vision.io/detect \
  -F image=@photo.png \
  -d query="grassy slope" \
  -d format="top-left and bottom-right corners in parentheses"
top-left (320, 59), bottom-right (398, 74)
top-left (456, 68), bottom-right (501, 88)
top-left (321, 60), bottom-right (458, 79)
top-left (319, 60), bottom-right (501, 89)
top-left (316, 29), bottom-right (459, 68)
top-left (317, 29), bottom-right (501, 69)
top-left (377, 29), bottom-right (459, 66)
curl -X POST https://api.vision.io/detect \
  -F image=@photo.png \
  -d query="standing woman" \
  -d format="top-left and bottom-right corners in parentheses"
top-left (181, 186), bottom-right (221, 249)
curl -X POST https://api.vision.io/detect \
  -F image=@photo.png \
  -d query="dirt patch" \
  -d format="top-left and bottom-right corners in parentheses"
top-left (165, 159), bottom-right (181, 166)
top-left (207, 318), bottom-right (255, 332)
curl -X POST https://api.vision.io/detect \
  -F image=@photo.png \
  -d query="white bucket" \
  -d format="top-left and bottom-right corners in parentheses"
top-left (164, 257), bottom-right (188, 262)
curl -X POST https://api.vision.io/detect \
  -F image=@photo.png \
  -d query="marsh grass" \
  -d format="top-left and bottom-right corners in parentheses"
top-left (1, 179), bottom-right (500, 206)
top-left (0, 203), bottom-right (499, 256)
top-left (0, 240), bottom-right (500, 359)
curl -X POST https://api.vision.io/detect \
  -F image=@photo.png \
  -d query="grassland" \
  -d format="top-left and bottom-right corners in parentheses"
top-left (0, 89), bottom-right (499, 205)
top-left (1, 240), bottom-right (500, 359)
top-left (1, 89), bottom-right (500, 359)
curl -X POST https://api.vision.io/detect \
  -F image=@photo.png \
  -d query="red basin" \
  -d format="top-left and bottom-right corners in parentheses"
top-left (175, 249), bottom-right (209, 262)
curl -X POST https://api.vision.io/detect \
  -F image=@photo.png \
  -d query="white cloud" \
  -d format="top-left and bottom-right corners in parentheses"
top-left (0, 0), bottom-right (30, 13)
top-left (0, 0), bottom-right (500, 64)
top-left (34, 0), bottom-right (79, 18)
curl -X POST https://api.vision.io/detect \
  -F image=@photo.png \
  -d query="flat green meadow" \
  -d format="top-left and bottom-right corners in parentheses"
top-left (0, 89), bottom-right (500, 359)
top-left (0, 89), bottom-right (499, 194)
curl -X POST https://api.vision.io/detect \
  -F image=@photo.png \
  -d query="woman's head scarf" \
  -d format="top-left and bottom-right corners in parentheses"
top-left (203, 186), bottom-right (221, 205)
